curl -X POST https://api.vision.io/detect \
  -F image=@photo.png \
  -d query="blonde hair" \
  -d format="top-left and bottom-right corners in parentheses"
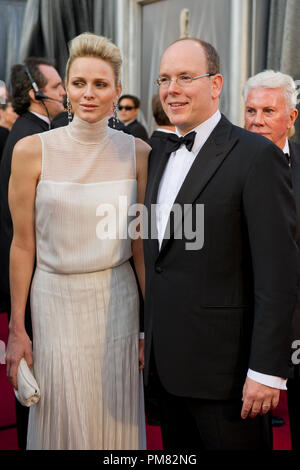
top-left (65, 32), bottom-right (122, 86)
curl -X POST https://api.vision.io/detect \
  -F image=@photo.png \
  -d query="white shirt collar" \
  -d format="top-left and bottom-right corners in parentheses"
top-left (156, 128), bottom-right (175, 134)
top-left (175, 109), bottom-right (222, 155)
top-left (283, 138), bottom-right (289, 155)
top-left (30, 111), bottom-right (51, 127)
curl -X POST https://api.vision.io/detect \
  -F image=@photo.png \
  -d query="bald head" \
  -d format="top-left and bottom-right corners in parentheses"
top-left (169, 38), bottom-right (220, 75)
top-left (158, 39), bottom-right (223, 134)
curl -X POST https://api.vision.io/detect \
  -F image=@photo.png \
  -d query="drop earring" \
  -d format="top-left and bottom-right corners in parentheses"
top-left (67, 96), bottom-right (73, 123)
top-left (112, 102), bottom-right (118, 128)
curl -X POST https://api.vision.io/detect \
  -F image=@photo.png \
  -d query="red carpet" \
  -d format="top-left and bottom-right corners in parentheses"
top-left (0, 312), bottom-right (291, 450)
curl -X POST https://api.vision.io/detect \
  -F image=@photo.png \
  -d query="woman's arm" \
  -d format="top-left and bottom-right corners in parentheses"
top-left (132, 138), bottom-right (150, 298)
top-left (6, 134), bottom-right (41, 389)
top-left (132, 138), bottom-right (150, 372)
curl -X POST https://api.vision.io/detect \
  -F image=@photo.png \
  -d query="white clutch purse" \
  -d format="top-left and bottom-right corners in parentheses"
top-left (14, 358), bottom-right (40, 407)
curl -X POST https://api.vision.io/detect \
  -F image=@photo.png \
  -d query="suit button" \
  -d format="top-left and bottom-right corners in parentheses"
top-left (155, 266), bottom-right (163, 274)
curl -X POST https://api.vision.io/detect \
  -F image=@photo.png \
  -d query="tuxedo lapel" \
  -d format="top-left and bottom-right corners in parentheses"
top-left (159, 116), bottom-right (238, 256)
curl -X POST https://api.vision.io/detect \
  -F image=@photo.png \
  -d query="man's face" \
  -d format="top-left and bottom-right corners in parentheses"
top-left (158, 40), bottom-right (223, 135)
top-left (38, 65), bottom-right (66, 119)
top-left (118, 98), bottom-right (139, 123)
top-left (244, 87), bottom-right (298, 149)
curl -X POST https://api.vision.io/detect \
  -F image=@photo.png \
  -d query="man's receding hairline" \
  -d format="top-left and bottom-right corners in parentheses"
top-left (164, 39), bottom-right (205, 54)
top-left (161, 40), bottom-right (207, 69)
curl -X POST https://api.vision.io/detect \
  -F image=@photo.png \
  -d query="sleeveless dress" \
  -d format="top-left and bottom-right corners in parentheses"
top-left (26, 115), bottom-right (145, 450)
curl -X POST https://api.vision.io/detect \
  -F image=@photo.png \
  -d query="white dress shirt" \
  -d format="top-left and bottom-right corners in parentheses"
top-left (156, 110), bottom-right (221, 249)
top-left (283, 138), bottom-right (289, 155)
top-left (156, 109), bottom-right (286, 390)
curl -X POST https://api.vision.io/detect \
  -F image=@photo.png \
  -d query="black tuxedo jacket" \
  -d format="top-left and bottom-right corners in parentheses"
top-left (148, 130), bottom-right (174, 148)
top-left (143, 115), bottom-right (299, 400)
top-left (0, 112), bottom-right (50, 311)
top-left (289, 140), bottom-right (300, 344)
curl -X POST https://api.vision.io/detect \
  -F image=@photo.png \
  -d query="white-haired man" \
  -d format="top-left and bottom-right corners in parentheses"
top-left (244, 70), bottom-right (300, 450)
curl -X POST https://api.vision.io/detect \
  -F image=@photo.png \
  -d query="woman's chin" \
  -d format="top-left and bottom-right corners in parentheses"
top-left (76, 110), bottom-right (108, 123)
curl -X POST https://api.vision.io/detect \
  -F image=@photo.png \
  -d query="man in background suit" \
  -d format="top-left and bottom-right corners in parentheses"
top-left (117, 94), bottom-right (148, 142)
top-left (143, 38), bottom-right (299, 450)
top-left (0, 57), bottom-right (65, 449)
top-left (0, 98), bottom-right (18, 164)
top-left (244, 70), bottom-right (300, 449)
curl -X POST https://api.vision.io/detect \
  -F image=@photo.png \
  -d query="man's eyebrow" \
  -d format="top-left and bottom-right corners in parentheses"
top-left (159, 71), bottom-right (192, 77)
top-left (52, 80), bottom-right (63, 87)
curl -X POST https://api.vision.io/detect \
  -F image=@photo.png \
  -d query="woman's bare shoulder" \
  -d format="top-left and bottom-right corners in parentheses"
top-left (11, 134), bottom-right (42, 178)
top-left (14, 134), bottom-right (42, 155)
top-left (134, 137), bottom-right (151, 157)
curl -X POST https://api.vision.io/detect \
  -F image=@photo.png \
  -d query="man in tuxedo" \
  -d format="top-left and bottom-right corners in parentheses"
top-left (143, 38), bottom-right (299, 450)
top-left (244, 69), bottom-right (300, 449)
top-left (0, 57), bottom-right (65, 449)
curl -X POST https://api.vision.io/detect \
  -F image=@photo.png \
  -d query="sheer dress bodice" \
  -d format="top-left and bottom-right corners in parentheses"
top-left (36, 115), bottom-right (137, 274)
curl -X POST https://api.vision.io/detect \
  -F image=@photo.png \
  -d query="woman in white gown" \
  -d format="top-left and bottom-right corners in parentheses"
top-left (6, 33), bottom-right (150, 450)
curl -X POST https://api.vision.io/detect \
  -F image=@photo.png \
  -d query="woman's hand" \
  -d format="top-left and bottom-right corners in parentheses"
top-left (139, 338), bottom-right (145, 371)
top-left (6, 328), bottom-right (32, 390)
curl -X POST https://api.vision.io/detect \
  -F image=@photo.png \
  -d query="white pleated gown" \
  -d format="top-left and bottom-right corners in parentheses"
top-left (26, 115), bottom-right (145, 450)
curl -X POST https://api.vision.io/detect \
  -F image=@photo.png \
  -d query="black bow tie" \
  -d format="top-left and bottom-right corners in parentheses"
top-left (165, 131), bottom-right (196, 154)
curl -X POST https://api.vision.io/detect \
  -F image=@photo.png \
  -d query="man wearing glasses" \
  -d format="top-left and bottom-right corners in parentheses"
top-left (143, 38), bottom-right (299, 450)
top-left (117, 94), bottom-right (148, 142)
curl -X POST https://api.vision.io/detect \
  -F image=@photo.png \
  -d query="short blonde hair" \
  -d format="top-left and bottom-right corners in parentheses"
top-left (65, 32), bottom-right (122, 86)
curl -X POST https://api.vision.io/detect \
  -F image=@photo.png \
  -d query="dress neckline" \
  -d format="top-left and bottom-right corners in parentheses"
top-left (66, 114), bottom-right (109, 144)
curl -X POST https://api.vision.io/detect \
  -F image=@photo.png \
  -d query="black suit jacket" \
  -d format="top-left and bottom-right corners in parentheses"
top-left (143, 115), bottom-right (299, 400)
top-left (0, 112), bottom-right (50, 311)
top-left (108, 116), bottom-right (127, 132)
top-left (124, 119), bottom-right (148, 142)
top-left (148, 130), bottom-right (174, 148)
top-left (108, 117), bottom-right (148, 142)
top-left (289, 140), bottom-right (300, 344)
top-left (0, 126), bottom-right (9, 164)
top-left (51, 111), bottom-right (69, 129)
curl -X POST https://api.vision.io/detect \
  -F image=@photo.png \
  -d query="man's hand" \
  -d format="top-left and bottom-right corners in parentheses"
top-left (241, 376), bottom-right (280, 419)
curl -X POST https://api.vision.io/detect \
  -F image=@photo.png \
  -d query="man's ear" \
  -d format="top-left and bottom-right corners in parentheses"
top-left (288, 108), bottom-right (298, 128)
top-left (211, 74), bottom-right (223, 99)
top-left (28, 88), bottom-right (38, 103)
